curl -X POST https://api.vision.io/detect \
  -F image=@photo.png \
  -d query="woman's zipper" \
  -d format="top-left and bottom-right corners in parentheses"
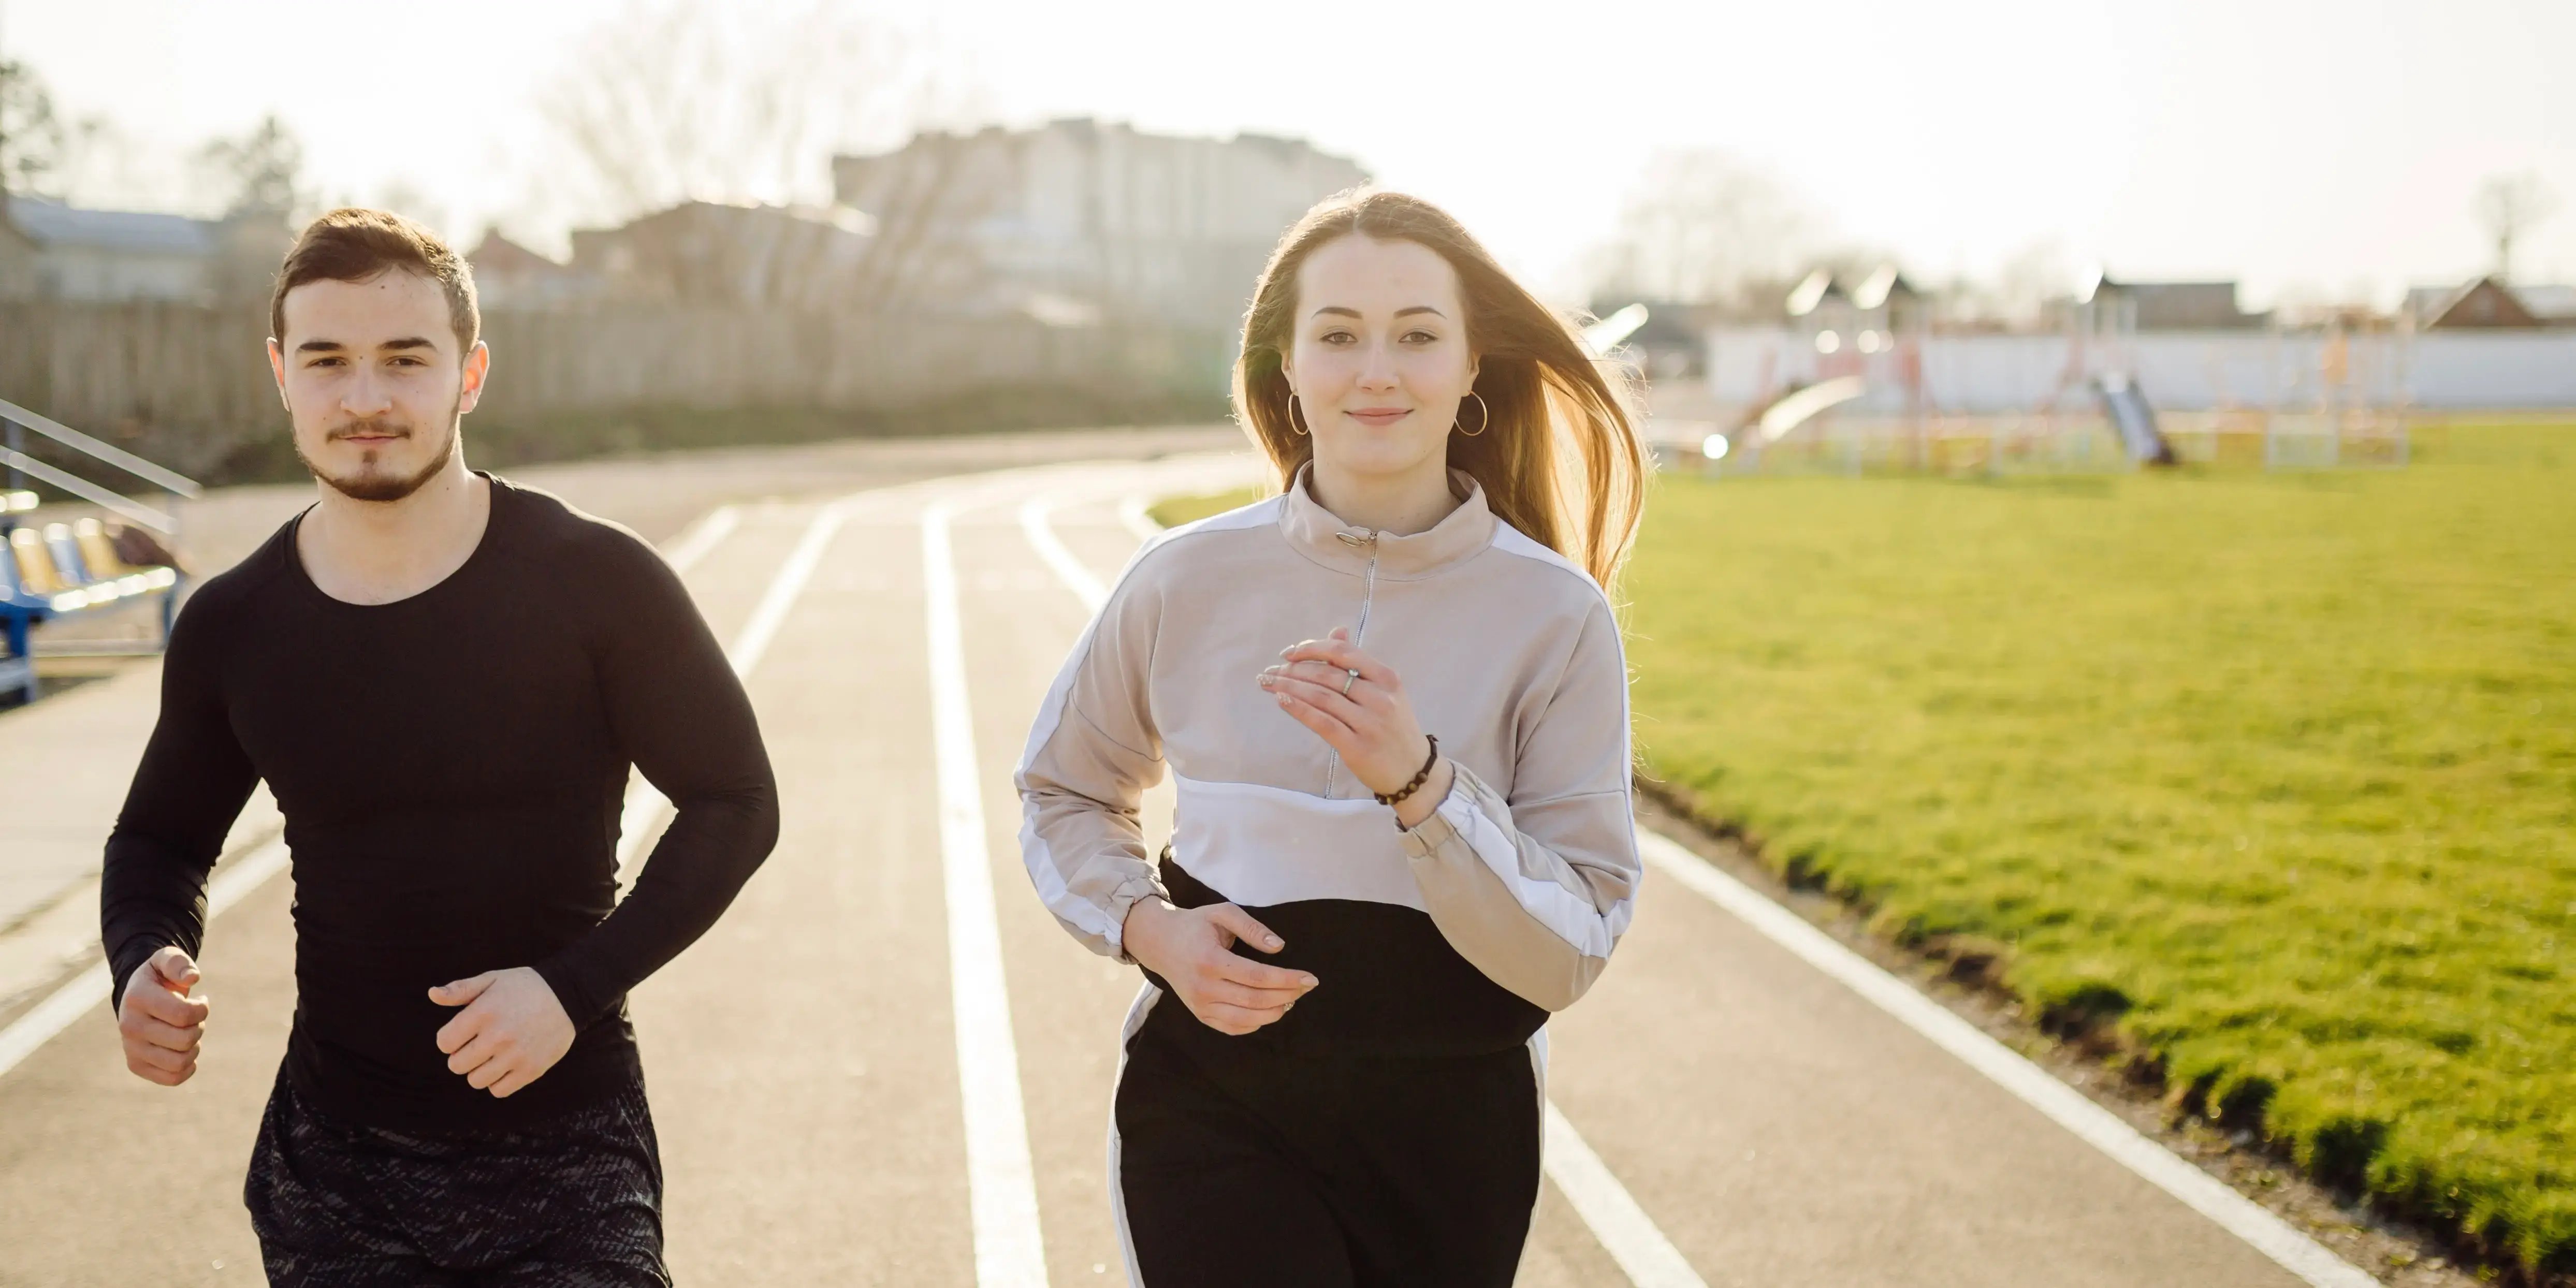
top-left (1323, 529), bottom-right (1381, 798)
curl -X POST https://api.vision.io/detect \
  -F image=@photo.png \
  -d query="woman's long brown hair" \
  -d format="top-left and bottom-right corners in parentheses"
top-left (1233, 189), bottom-right (1647, 594)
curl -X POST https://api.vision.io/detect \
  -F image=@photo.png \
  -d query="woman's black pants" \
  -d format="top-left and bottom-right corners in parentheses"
top-left (1113, 1014), bottom-right (1541, 1287)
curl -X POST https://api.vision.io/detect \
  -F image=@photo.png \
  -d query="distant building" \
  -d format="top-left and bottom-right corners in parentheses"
top-left (465, 229), bottom-right (600, 310)
top-left (832, 119), bottom-right (1369, 327)
top-left (0, 195), bottom-right (288, 303)
top-left (2404, 276), bottom-right (2566, 329)
top-left (566, 201), bottom-right (876, 310)
top-left (2400, 276), bottom-right (2545, 329)
top-left (2092, 277), bottom-right (2265, 329)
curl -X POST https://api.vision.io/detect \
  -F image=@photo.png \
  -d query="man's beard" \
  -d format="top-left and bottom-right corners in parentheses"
top-left (296, 393), bottom-right (462, 503)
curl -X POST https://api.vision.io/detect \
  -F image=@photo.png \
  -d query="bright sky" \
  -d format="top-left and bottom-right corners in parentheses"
top-left (9, 0), bottom-right (2572, 308)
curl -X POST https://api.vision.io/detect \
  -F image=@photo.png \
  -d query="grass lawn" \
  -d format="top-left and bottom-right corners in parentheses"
top-left (1151, 422), bottom-right (2575, 1273)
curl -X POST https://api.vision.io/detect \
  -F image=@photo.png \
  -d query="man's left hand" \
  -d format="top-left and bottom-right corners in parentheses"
top-left (429, 967), bottom-right (574, 1099)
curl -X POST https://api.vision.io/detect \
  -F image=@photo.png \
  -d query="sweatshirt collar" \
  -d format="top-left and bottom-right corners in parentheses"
top-left (1277, 463), bottom-right (1497, 579)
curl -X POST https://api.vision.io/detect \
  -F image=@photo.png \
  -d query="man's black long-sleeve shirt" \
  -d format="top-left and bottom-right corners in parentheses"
top-left (101, 476), bottom-right (779, 1131)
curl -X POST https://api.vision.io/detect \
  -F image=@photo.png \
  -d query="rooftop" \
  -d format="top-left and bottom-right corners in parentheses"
top-left (4, 196), bottom-right (216, 256)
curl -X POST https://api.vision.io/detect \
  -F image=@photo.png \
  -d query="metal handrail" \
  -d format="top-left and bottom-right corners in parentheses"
top-left (0, 447), bottom-right (179, 533)
top-left (0, 396), bottom-right (202, 497)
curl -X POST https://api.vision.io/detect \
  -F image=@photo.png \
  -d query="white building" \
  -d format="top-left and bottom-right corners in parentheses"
top-left (0, 196), bottom-right (286, 303)
top-left (833, 119), bottom-right (1368, 328)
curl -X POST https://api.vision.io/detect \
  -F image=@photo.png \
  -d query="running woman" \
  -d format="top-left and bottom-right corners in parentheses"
top-left (101, 208), bottom-right (779, 1286)
top-left (1017, 189), bottom-right (1648, 1286)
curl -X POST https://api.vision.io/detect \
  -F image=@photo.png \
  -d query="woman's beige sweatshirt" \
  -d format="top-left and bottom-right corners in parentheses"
top-left (1015, 466), bottom-right (1640, 1046)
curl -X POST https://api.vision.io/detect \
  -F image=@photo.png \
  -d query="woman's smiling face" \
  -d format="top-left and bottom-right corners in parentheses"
top-left (1280, 233), bottom-right (1480, 482)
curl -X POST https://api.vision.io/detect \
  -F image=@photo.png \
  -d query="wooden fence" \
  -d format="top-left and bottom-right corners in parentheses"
top-left (1, 300), bottom-right (1235, 480)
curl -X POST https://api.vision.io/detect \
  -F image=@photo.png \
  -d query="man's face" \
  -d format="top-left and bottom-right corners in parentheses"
top-left (268, 270), bottom-right (488, 503)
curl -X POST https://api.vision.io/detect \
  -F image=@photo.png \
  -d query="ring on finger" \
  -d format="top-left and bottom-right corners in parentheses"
top-left (1341, 668), bottom-right (1359, 696)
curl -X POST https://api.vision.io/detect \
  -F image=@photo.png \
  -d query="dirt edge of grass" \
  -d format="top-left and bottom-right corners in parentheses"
top-left (1632, 773), bottom-right (2568, 1288)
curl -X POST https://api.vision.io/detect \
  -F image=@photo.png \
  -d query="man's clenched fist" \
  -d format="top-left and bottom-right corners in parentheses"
top-left (429, 967), bottom-right (574, 1099)
top-left (118, 946), bottom-right (210, 1086)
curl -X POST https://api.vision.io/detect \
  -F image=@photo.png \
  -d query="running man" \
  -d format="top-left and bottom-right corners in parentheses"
top-left (101, 208), bottom-right (779, 1285)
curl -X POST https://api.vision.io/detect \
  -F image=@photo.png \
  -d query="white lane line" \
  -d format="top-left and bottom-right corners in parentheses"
top-left (1637, 832), bottom-right (2379, 1288)
top-left (925, 500), bottom-right (1052, 1288)
top-left (1113, 497), bottom-right (1159, 542)
top-left (0, 836), bottom-right (288, 1081)
top-left (1023, 486), bottom-right (1704, 1288)
top-left (1544, 1102), bottom-right (1710, 1288)
top-left (0, 504), bottom-right (761, 1083)
top-left (725, 503), bottom-right (847, 677)
top-left (0, 964), bottom-right (111, 1080)
top-left (618, 502), bottom-right (845, 872)
top-left (1020, 496), bottom-right (1109, 609)
top-left (661, 504), bottom-right (742, 576)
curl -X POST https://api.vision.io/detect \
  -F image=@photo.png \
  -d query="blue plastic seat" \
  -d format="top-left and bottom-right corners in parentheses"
top-left (44, 523), bottom-right (93, 587)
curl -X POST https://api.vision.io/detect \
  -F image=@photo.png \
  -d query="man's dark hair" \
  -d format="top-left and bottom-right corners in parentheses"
top-left (270, 207), bottom-right (481, 352)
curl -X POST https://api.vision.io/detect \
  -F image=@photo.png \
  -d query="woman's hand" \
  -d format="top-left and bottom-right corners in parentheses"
top-left (1122, 898), bottom-right (1317, 1036)
top-left (1260, 627), bottom-right (1456, 827)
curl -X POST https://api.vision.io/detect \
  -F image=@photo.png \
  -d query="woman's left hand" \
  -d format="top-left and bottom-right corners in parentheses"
top-left (1260, 627), bottom-right (1453, 825)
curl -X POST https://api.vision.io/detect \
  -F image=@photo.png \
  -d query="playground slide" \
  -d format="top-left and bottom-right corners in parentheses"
top-left (2095, 374), bottom-right (2179, 465)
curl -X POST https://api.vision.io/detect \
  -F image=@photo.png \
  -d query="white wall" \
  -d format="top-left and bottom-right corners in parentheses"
top-left (38, 247), bottom-right (208, 302)
top-left (2411, 334), bottom-right (2576, 407)
top-left (1706, 326), bottom-right (2576, 412)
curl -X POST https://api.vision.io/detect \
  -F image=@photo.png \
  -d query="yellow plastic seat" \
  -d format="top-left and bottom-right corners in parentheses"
top-left (9, 528), bottom-right (63, 596)
top-left (76, 518), bottom-right (134, 579)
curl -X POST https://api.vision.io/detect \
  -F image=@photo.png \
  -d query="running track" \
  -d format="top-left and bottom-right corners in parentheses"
top-left (0, 450), bottom-right (2374, 1286)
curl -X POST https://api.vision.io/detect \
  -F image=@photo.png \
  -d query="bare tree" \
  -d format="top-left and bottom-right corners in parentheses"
top-left (539, 0), bottom-right (956, 225)
top-left (2475, 171), bottom-right (2559, 283)
top-left (833, 129), bottom-right (1010, 310)
top-left (1590, 149), bottom-right (1819, 310)
top-left (0, 58), bottom-right (69, 197)
top-left (533, 0), bottom-right (986, 310)
top-left (195, 115), bottom-right (304, 218)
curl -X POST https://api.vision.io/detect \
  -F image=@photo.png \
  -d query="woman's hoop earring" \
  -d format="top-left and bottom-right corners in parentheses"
top-left (1456, 390), bottom-right (1491, 437)
top-left (1287, 394), bottom-right (1311, 436)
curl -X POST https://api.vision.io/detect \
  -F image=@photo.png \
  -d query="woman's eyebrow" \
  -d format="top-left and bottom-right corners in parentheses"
top-left (1307, 305), bottom-right (1449, 319)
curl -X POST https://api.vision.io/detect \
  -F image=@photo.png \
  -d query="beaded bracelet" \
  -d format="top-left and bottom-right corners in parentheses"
top-left (1375, 734), bottom-right (1440, 808)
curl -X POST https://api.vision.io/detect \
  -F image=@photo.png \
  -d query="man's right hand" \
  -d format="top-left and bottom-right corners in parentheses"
top-left (1121, 898), bottom-right (1317, 1036)
top-left (118, 946), bottom-right (210, 1086)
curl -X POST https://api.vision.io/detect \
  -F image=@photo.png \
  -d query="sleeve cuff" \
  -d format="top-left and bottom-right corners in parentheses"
top-left (1100, 870), bottom-right (1172, 963)
top-left (1395, 779), bottom-right (1468, 858)
top-left (532, 958), bottom-right (612, 1028)
top-left (105, 939), bottom-right (165, 1016)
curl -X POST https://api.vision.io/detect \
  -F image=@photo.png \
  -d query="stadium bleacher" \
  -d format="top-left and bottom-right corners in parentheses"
top-left (3, 395), bottom-right (201, 705)
top-left (2, 493), bottom-right (183, 704)
top-left (2, 391), bottom-right (199, 705)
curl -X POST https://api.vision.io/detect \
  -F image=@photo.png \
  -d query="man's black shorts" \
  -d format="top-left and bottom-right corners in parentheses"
top-left (243, 1066), bottom-right (668, 1286)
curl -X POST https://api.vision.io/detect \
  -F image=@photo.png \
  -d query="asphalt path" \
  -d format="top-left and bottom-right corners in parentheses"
top-left (0, 446), bottom-right (2368, 1286)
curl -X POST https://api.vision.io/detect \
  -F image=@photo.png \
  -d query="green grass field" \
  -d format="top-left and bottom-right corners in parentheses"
top-left (1152, 422), bottom-right (2575, 1272)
